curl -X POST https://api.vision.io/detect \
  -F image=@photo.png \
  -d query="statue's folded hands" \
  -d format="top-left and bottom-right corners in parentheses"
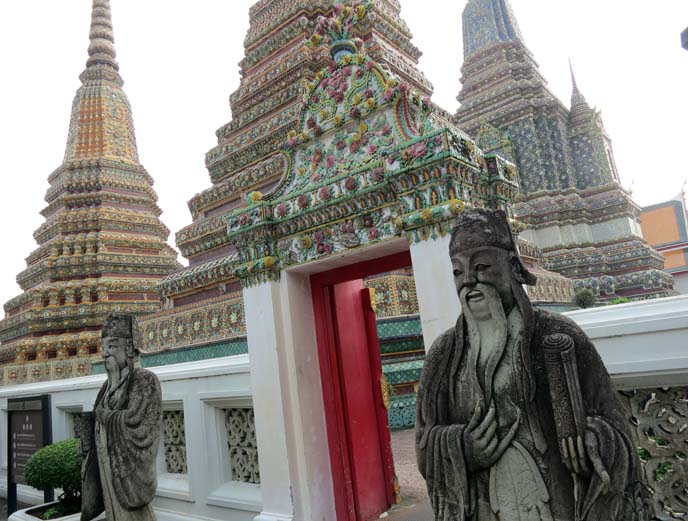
top-left (463, 402), bottom-right (519, 473)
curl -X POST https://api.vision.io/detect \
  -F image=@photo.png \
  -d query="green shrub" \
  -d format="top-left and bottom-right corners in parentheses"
top-left (610, 297), bottom-right (632, 305)
top-left (25, 438), bottom-right (82, 517)
top-left (573, 289), bottom-right (596, 309)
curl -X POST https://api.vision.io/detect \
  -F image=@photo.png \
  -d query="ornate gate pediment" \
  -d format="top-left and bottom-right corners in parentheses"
top-left (226, 4), bottom-right (519, 287)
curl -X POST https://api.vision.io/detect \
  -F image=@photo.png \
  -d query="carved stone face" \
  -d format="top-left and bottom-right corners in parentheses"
top-left (102, 336), bottom-right (129, 372)
top-left (451, 246), bottom-right (515, 316)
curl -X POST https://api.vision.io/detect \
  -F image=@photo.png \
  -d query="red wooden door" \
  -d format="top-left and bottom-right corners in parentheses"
top-left (330, 280), bottom-right (395, 521)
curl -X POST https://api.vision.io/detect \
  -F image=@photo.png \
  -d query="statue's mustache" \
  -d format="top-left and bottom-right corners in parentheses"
top-left (459, 283), bottom-right (501, 304)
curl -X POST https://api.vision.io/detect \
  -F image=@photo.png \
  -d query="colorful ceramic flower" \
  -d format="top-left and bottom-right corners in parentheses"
top-left (319, 186), bottom-right (331, 201)
top-left (247, 191), bottom-right (263, 203)
top-left (300, 236), bottom-right (313, 249)
top-left (297, 195), bottom-right (309, 209)
top-left (371, 167), bottom-right (384, 182)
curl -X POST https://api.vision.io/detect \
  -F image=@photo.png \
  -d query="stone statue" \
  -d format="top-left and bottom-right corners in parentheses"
top-left (416, 209), bottom-right (654, 521)
top-left (81, 313), bottom-right (162, 521)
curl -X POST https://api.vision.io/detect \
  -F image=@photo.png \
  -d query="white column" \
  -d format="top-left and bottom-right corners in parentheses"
top-left (243, 281), bottom-right (294, 521)
top-left (410, 234), bottom-right (461, 351)
top-left (277, 271), bottom-right (336, 521)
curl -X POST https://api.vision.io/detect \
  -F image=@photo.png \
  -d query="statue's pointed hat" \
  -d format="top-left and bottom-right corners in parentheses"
top-left (102, 313), bottom-right (145, 354)
top-left (449, 208), bottom-right (537, 286)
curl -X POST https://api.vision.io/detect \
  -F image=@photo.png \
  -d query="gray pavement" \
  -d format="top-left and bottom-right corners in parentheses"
top-left (386, 428), bottom-right (433, 521)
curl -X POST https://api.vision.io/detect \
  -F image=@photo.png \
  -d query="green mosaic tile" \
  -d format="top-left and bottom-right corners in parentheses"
top-left (382, 359), bottom-right (424, 385)
top-left (376, 315), bottom-right (422, 340)
top-left (379, 338), bottom-right (424, 355)
top-left (389, 393), bottom-right (417, 429)
top-left (92, 338), bottom-right (248, 374)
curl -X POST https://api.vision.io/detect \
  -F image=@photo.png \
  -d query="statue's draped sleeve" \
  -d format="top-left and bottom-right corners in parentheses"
top-left (416, 324), bottom-right (471, 521)
top-left (81, 385), bottom-right (107, 521)
top-left (105, 368), bottom-right (163, 511)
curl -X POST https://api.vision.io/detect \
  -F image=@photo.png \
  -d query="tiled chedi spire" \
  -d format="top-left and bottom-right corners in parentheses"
top-left (454, 0), bottom-right (675, 301)
top-left (168, 0), bottom-right (435, 297)
top-left (455, 0), bottom-right (620, 193)
top-left (456, 0), bottom-right (580, 193)
top-left (0, 0), bottom-right (181, 385)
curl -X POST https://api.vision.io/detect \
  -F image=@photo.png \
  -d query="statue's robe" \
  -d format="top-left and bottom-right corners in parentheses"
top-left (81, 367), bottom-right (162, 521)
top-left (416, 306), bottom-right (653, 521)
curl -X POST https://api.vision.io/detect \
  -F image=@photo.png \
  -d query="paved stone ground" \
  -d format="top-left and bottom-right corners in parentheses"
top-left (385, 428), bottom-right (433, 521)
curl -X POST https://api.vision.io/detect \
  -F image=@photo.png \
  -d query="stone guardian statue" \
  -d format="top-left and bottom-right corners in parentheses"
top-left (81, 313), bottom-right (162, 521)
top-left (416, 208), bottom-right (654, 521)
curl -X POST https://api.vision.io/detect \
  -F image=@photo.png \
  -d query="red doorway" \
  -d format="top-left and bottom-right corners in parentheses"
top-left (311, 251), bottom-right (412, 521)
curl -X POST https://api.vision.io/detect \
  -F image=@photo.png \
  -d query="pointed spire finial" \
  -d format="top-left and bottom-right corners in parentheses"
top-left (569, 59), bottom-right (587, 107)
top-left (569, 59), bottom-right (579, 94)
top-left (86, 0), bottom-right (118, 70)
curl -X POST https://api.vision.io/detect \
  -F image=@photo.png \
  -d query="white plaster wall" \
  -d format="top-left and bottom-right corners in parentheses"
top-left (565, 295), bottom-right (688, 389)
top-left (530, 225), bottom-right (564, 249)
top-left (0, 356), bottom-right (258, 521)
top-left (519, 228), bottom-right (537, 244)
top-left (673, 272), bottom-right (688, 295)
top-left (243, 283), bottom-right (294, 521)
top-left (590, 216), bottom-right (641, 243)
top-left (558, 223), bottom-right (579, 245)
top-left (277, 271), bottom-right (335, 521)
top-left (572, 222), bottom-right (594, 244)
top-left (527, 222), bottom-right (595, 249)
top-left (410, 234), bottom-right (461, 350)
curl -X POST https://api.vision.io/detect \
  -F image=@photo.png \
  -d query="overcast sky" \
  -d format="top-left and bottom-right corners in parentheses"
top-left (0, 1), bottom-right (687, 308)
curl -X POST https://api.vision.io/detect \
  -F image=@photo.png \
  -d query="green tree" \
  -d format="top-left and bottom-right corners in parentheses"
top-left (573, 289), bottom-right (596, 309)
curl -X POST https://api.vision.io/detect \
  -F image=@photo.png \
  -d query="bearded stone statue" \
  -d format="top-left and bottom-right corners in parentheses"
top-left (416, 209), bottom-right (654, 521)
top-left (81, 313), bottom-right (162, 521)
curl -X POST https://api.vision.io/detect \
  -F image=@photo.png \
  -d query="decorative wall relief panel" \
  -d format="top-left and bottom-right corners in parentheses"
top-left (71, 412), bottom-right (86, 440)
top-left (364, 269), bottom-right (419, 319)
top-left (140, 294), bottom-right (246, 352)
top-left (163, 410), bottom-right (188, 474)
top-left (224, 408), bottom-right (260, 484)
top-left (625, 387), bottom-right (688, 519)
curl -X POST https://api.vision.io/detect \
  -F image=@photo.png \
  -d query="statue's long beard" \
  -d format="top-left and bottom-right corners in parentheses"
top-left (460, 283), bottom-right (509, 406)
top-left (105, 358), bottom-right (121, 388)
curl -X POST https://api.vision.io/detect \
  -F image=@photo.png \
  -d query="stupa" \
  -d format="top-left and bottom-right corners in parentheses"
top-left (455, 0), bottom-right (675, 301)
top-left (0, 0), bottom-right (180, 384)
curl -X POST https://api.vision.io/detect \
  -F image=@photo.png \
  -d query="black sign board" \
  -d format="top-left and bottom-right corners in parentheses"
top-left (7, 395), bottom-right (52, 514)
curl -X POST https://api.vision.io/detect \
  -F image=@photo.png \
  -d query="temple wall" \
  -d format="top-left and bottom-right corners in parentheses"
top-left (674, 273), bottom-right (688, 294)
top-left (0, 356), bottom-right (259, 521)
top-left (409, 235), bottom-right (461, 350)
top-left (520, 222), bottom-right (593, 249)
top-left (590, 216), bottom-right (643, 243)
top-left (521, 217), bottom-right (644, 250)
top-left (1, 294), bottom-right (687, 520)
